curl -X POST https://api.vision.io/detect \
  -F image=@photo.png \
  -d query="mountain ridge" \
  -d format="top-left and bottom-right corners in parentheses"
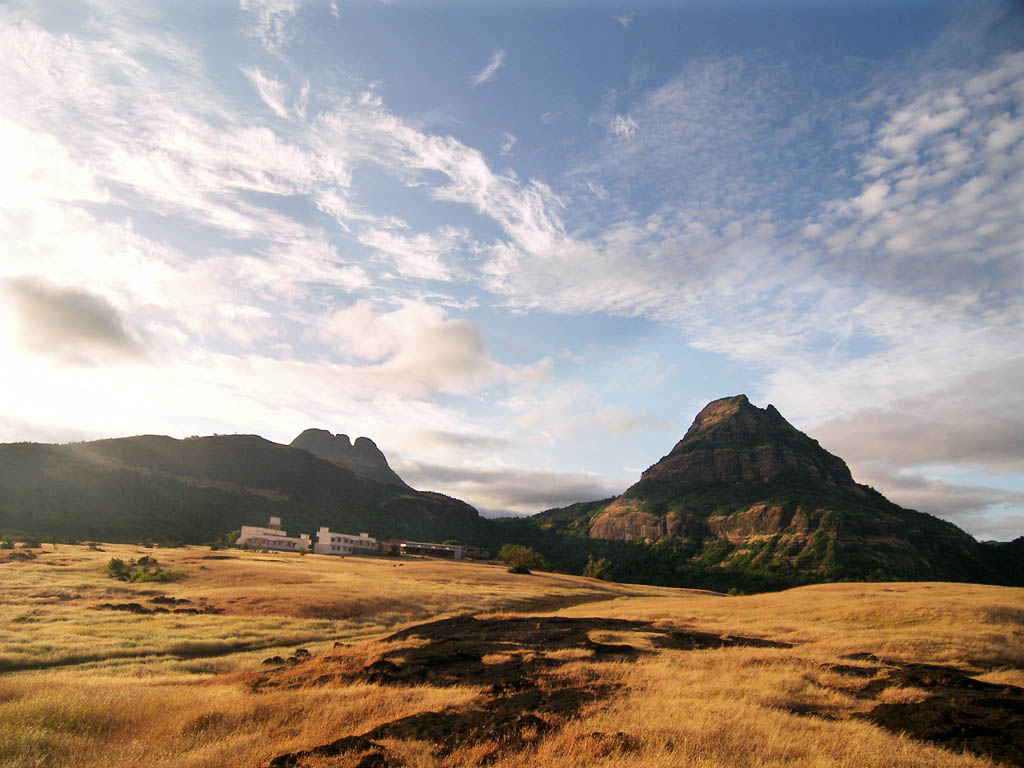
top-left (0, 432), bottom-right (483, 545)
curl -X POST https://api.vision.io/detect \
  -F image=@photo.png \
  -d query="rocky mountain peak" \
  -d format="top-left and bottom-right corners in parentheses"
top-left (290, 429), bottom-right (409, 488)
top-left (634, 395), bottom-right (860, 494)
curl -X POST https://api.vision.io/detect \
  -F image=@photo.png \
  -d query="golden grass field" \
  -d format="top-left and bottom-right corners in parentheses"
top-left (1, 543), bottom-right (1022, 768)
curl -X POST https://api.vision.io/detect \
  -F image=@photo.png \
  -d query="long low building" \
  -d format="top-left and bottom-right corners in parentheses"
top-left (236, 516), bottom-right (311, 552)
top-left (399, 541), bottom-right (465, 560)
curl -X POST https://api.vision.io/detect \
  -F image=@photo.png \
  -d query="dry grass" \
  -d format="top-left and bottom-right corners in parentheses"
top-left (0, 543), bottom-right (664, 675)
top-left (1, 545), bottom-right (1021, 768)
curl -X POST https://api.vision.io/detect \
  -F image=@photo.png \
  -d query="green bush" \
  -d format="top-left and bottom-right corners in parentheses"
top-left (497, 544), bottom-right (546, 570)
top-left (104, 557), bottom-right (131, 580)
top-left (582, 554), bottom-right (611, 580)
top-left (508, 564), bottom-right (531, 574)
top-left (103, 556), bottom-right (183, 583)
top-left (130, 567), bottom-right (184, 583)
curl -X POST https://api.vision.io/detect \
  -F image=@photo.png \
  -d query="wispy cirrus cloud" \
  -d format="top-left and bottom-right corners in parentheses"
top-left (500, 132), bottom-right (517, 156)
top-left (609, 115), bottom-right (638, 139)
top-left (242, 66), bottom-right (290, 118)
top-left (239, 0), bottom-right (300, 53)
top-left (357, 227), bottom-right (466, 281)
top-left (472, 49), bottom-right (506, 86)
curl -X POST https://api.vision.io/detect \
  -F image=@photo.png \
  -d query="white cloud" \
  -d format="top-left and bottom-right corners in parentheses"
top-left (472, 49), bottom-right (506, 86)
top-left (311, 94), bottom-right (566, 258)
top-left (242, 65), bottom-right (290, 118)
top-left (320, 300), bottom-right (450, 362)
top-left (610, 114), bottom-right (638, 139)
top-left (239, 0), bottom-right (300, 53)
top-left (848, 180), bottom-right (889, 217)
top-left (500, 132), bottom-right (517, 156)
top-left (358, 227), bottom-right (464, 281)
top-left (296, 80), bottom-right (310, 119)
top-left (317, 300), bottom-right (547, 397)
top-left (613, 14), bottom-right (634, 29)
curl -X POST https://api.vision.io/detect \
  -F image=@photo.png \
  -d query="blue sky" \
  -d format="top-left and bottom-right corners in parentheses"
top-left (1, 0), bottom-right (1022, 538)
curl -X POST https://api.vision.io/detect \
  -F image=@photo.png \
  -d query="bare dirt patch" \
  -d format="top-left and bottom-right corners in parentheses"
top-left (805, 655), bottom-right (1024, 767)
top-left (259, 615), bottom-right (790, 766)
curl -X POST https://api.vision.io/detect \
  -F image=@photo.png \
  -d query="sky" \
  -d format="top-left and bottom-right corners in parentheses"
top-left (1, 0), bottom-right (1022, 539)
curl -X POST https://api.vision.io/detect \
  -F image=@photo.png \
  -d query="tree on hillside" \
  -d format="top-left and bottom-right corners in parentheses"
top-left (583, 554), bottom-right (611, 580)
top-left (497, 544), bottom-right (546, 572)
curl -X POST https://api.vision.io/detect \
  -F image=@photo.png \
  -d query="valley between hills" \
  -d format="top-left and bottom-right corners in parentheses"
top-left (0, 543), bottom-right (1022, 768)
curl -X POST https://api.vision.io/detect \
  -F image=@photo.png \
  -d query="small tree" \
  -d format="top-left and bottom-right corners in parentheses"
top-left (497, 544), bottom-right (545, 573)
top-left (104, 558), bottom-right (131, 580)
top-left (582, 554), bottom-right (611, 580)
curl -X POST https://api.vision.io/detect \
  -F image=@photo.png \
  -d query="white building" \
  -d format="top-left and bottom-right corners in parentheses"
top-left (236, 516), bottom-right (311, 552)
top-left (313, 527), bottom-right (379, 556)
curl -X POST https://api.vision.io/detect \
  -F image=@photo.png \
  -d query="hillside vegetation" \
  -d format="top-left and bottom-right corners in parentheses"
top-left (0, 544), bottom-right (1021, 768)
top-left (0, 435), bottom-right (483, 545)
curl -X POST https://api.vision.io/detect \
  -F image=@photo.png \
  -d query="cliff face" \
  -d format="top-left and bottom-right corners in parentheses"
top-left (290, 429), bottom-right (409, 488)
top-left (588, 498), bottom-right (711, 541)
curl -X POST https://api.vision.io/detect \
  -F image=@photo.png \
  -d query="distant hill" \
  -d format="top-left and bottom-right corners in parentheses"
top-left (494, 395), bottom-right (1021, 591)
top-left (0, 433), bottom-right (484, 545)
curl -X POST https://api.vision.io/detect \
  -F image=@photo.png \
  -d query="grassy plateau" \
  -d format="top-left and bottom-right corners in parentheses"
top-left (1, 543), bottom-right (1021, 768)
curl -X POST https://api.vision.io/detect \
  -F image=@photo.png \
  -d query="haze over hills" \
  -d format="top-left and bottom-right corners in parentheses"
top-left (1, 399), bottom-right (1021, 592)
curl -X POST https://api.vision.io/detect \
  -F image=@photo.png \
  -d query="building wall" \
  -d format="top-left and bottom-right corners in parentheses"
top-left (236, 524), bottom-right (310, 552)
top-left (313, 528), bottom-right (379, 556)
top-left (399, 541), bottom-right (464, 560)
